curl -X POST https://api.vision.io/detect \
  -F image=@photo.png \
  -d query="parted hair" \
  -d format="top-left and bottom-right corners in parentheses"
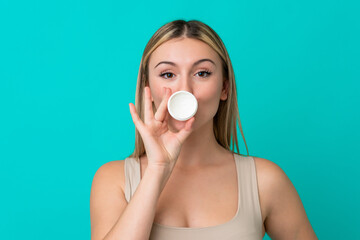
top-left (128, 19), bottom-right (249, 161)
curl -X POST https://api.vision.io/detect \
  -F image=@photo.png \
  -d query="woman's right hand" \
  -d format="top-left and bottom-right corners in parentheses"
top-left (129, 86), bottom-right (195, 172)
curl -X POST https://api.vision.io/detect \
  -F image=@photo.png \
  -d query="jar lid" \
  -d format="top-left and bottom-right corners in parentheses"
top-left (167, 91), bottom-right (198, 121)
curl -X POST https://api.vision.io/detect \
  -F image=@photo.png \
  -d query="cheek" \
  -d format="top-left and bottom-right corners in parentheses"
top-left (148, 81), bottom-right (163, 109)
top-left (196, 82), bottom-right (223, 116)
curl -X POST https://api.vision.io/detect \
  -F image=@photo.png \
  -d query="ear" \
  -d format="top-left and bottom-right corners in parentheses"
top-left (220, 79), bottom-right (229, 101)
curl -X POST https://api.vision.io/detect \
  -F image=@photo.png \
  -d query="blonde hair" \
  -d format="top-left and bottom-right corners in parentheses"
top-left (128, 20), bottom-right (249, 161)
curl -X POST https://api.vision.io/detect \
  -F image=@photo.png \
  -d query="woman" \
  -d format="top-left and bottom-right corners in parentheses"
top-left (90, 20), bottom-right (318, 240)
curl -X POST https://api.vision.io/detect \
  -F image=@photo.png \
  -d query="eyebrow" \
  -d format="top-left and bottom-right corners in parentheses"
top-left (154, 58), bottom-right (216, 69)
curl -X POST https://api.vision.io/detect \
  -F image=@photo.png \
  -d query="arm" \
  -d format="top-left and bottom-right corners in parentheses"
top-left (90, 86), bottom-right (195, 240)
top-left (255, 157), bottom-right (318, 240)
top-left (90, 160), bottom-right (171, 240)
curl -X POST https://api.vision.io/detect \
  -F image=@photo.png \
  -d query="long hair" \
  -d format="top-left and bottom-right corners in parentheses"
top-left (128, 20), bottom-right (249, 161)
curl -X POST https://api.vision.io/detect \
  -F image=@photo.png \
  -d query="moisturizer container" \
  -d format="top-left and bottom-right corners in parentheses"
top-left (167, 91), bottom-right (198, 121)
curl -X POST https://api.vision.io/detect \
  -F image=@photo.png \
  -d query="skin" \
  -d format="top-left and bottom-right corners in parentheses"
top-left (146, 37), bottom-right (229, 169)
top-left (144, 37), bottom-right (317, 238)
top-left (90, 37), bottom-right (318, 240)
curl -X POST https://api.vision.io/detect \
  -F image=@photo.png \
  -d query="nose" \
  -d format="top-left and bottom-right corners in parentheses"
top-left (175, 75), bottom-right (193, 93)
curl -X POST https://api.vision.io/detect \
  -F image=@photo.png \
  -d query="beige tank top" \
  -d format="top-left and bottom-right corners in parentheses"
top-left (124, 153), bottom-right (263, 240)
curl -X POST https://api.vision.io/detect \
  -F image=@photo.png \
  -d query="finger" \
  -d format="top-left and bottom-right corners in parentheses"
top-left (154, 87), bottom-right (171, 122)
top-left (160, 108), bottom-right (169, 129)
top-left (164, 110), bottom-right (169, 123)
top-left (129, 102), bottom-right (147, 136)
top-left (144, 86), bottom-right (154, 124)
top-left (176, 117), bottom-right (195, 144)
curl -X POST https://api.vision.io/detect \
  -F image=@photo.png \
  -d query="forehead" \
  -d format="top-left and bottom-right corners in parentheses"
top-left (148, 38), bottom-right (221, 67)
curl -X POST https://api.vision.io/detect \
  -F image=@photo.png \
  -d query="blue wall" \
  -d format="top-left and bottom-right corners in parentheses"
top-left (1, 0), bottom-right (359, 239)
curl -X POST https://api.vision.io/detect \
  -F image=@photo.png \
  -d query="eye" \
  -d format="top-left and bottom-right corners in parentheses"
top-left (195, 70), bottom-right (212, 78)
top-left (160, 72), bottom-right (175, 79)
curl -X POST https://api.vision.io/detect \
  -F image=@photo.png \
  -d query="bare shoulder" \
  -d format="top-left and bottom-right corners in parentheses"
top-left (252, 156), bottom-right (290, 194)
top-left (90, 160), bottom-right (127, 240)
top-left (253, 156), bottom-right (285, 178)
top-left (252, 157), bottom-right (288, 218)
top-left (252, 156), bottom-right (318, 239)
top-left (92, 160), bottom-right (126, 193)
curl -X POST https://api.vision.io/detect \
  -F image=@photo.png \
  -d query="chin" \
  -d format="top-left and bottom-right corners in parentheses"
top-left (168, 116), bottom-right (206, 133)
top-left (168, 117), bottom-right (187, 132)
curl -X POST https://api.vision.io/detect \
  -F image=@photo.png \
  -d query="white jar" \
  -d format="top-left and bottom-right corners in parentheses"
top-left (167, 91), bottom-right (198, 121)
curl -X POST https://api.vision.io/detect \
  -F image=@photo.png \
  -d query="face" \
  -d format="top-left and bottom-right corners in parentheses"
top-left (147, 37), bottom-right (228, 132)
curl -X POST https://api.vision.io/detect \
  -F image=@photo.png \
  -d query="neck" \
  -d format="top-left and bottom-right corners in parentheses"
top-left (174, 119), bottom-right (230, 169)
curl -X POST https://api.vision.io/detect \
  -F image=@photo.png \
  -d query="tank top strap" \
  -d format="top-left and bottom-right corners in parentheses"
top-left (234, 154), bottom-right (263, 227)
top-left (124, 157), bottom-right (141, 203)
top-left (124, 154), bottom-right (263, 231)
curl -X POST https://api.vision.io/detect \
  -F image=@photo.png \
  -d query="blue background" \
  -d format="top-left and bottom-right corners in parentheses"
top-left (1, 0), bottom-right (359, 239)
